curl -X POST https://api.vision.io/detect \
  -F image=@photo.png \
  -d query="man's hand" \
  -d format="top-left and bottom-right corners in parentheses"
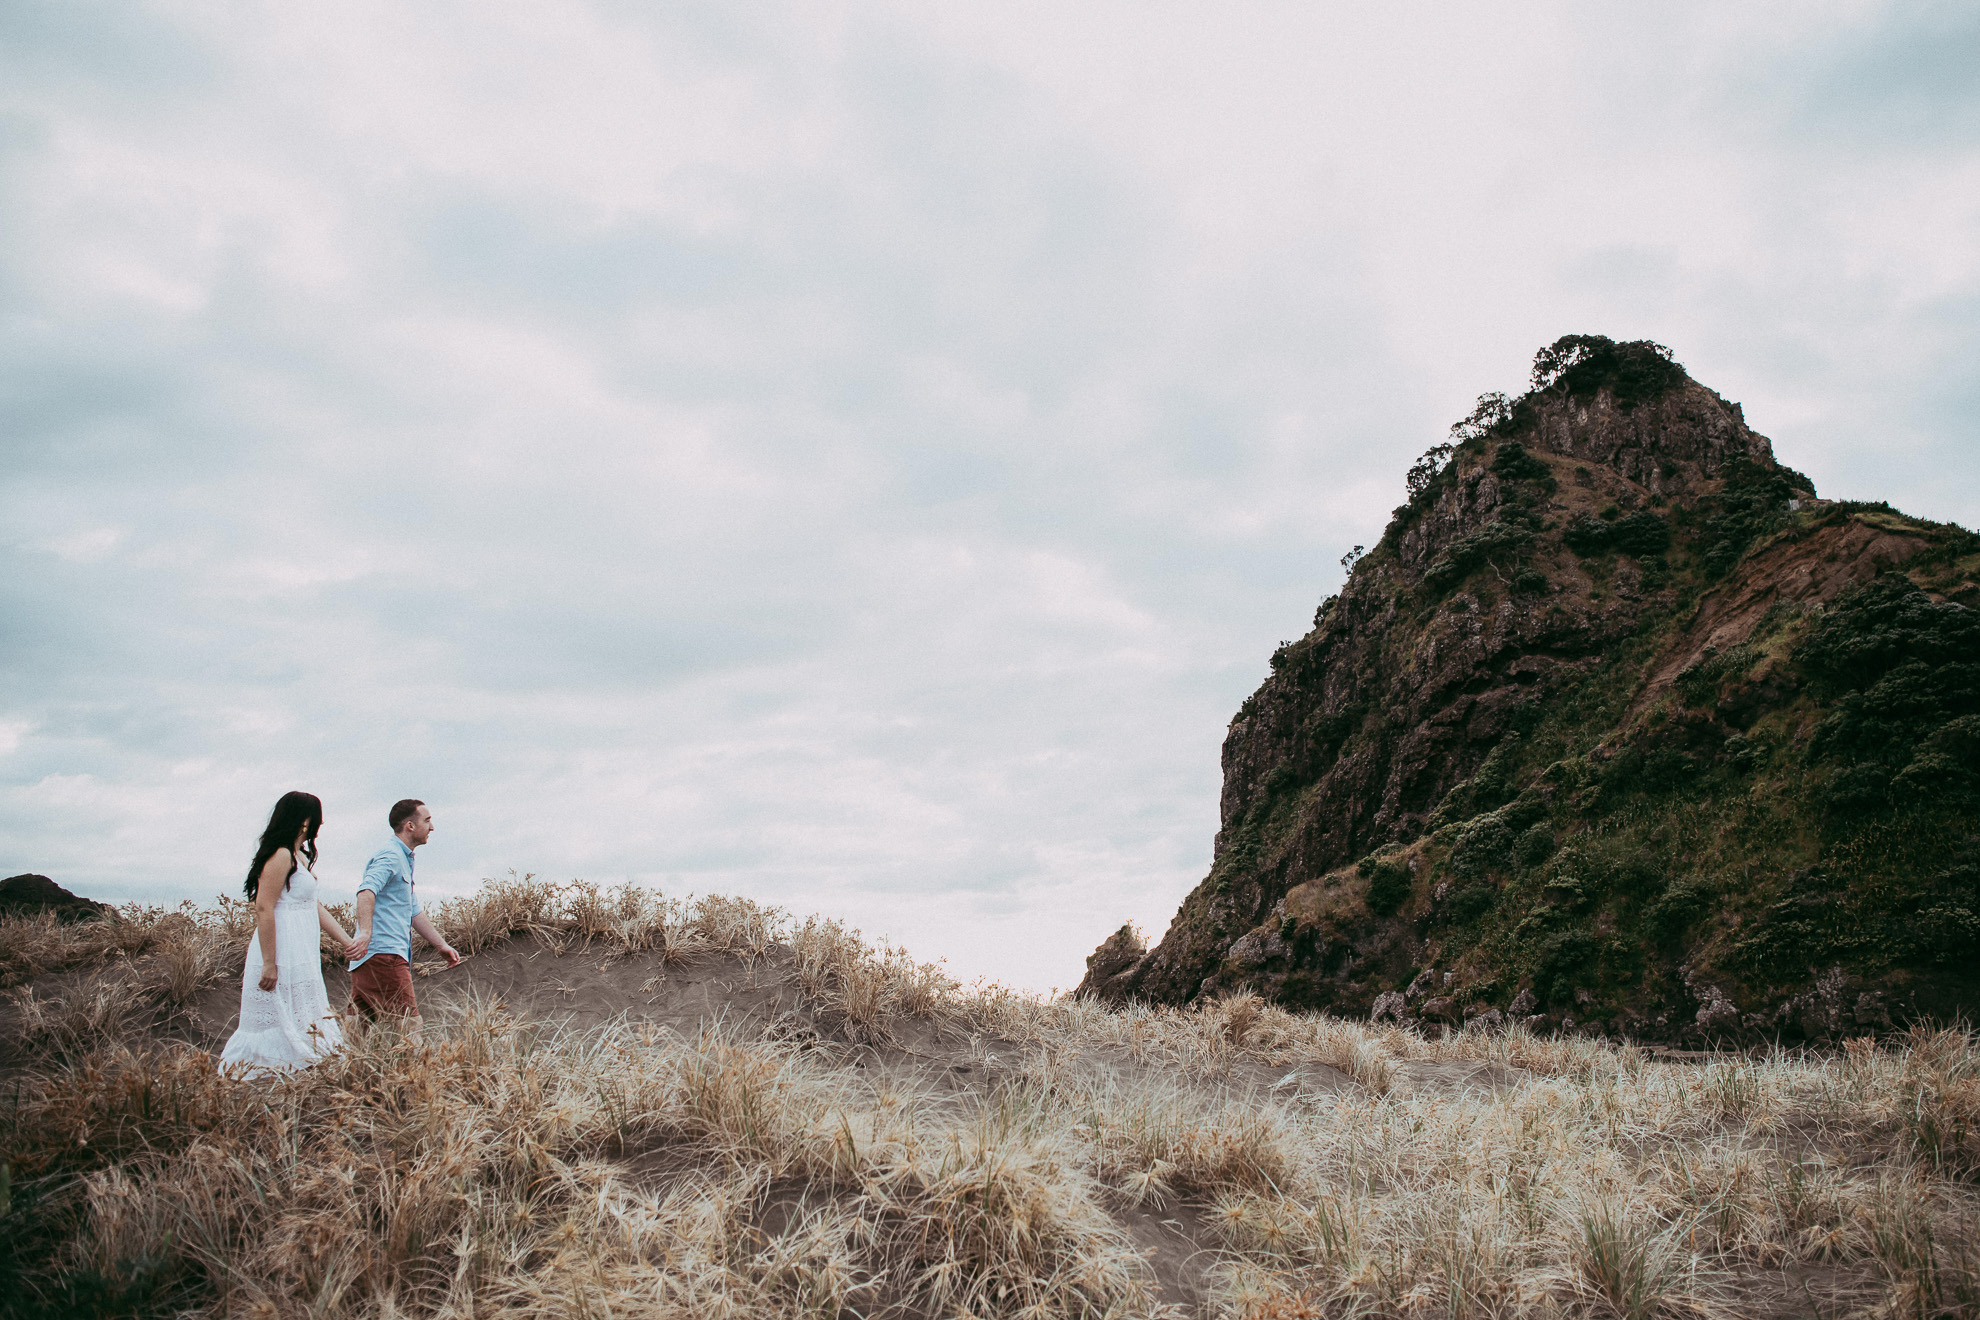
top-left (346, 929), bottom-right (370, 962)
top-left (436, 943), bottom-right (461, 968)
top-left (259, 967), bottom-right (278, 992)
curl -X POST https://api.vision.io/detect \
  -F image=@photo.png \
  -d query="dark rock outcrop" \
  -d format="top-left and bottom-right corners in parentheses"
top-left (1082, 923), bottom-right (1145, 998)
top-left (1, 873), bottom-right (114, 923)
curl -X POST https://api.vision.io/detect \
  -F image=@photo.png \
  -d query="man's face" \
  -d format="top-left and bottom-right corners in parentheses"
top-left (406, 806), bottom-right (434, 847)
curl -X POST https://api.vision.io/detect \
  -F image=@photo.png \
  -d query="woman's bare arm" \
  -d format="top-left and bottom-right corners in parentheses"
top-left (347, 890), bottom-right (375, 962)
top-left (317, 901), bottom-right (351, 947)
top-left (253, 849), bottom-right (288, 991)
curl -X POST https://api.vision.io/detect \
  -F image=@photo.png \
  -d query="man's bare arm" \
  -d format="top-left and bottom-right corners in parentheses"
top-left (411, 912), bottom-right (460, 967)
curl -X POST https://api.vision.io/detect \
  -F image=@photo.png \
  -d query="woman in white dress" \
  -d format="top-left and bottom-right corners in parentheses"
top-left (218, 791), bottom-right (354, 1076)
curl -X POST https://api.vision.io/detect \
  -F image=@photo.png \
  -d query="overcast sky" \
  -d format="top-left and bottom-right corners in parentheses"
top-left (3, 1), bottom-right (1975, 990)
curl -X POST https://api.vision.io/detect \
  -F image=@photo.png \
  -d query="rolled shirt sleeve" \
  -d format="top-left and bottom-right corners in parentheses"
top-left (359, 851), bottom-right (394, 895)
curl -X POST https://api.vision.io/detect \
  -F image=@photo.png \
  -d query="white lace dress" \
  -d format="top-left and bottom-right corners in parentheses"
top-left (218, 865), bottom-right (344, 1076)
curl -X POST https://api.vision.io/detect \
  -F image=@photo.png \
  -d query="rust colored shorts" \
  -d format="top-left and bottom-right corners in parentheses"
top-left (349, 953), bottom-right (418, 1020)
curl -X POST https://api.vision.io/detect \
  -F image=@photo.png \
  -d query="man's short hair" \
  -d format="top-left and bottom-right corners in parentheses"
top-left (389, 799), bottom-right (426, 831)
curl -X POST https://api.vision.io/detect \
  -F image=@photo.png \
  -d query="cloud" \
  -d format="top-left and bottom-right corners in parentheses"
top-left (1, 0), bottom-right (1975, 988)
top-left (1742, 1), bottom-right (1980, 149)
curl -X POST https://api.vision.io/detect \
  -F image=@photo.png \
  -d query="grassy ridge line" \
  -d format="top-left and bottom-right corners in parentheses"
top-left (0, 883), bottom-right (1976, 1318)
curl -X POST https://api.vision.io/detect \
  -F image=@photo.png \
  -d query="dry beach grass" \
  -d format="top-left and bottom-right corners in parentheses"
top-left (2, 878), bottom-right (1978, 1318)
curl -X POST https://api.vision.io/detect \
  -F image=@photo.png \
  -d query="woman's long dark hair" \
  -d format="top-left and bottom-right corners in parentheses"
top-left (244, 791), bottom-right (322, 898)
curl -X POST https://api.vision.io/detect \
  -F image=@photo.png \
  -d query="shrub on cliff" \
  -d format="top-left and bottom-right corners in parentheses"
top-left (1530, 927), bottom-right (1599, 1005)
top-left (1489, 440), bottom-right (1553, 486)
top-left (1426, 738), bottom-right (1534, 831)
top-left (1358, 856), bottom-right (1412, 917)
top-left (1528, 335), bottom-right (1687, 409)
top-left (1801, 574), bottom-right (1980, 694)
top-left (1390, 396), bottom-right (1516, 544)
top-left (1697, 455), bottom-right (1815, 578)
top-left (1404, 442), bottom-right (1456, 502)
top-left (1675, 644), bottom-right (1759, 708)
top-left (1646, 875), bottom-right (1713, 946)
top-left (1421, 520), bottom-right (1533, 591)
top-left (1562, 509), bottom-right (1670, 558)
top-left (1451, 814), bottom-right (1517, 879)
top-left (1449, 392), bottom-right (1513, 446)
top-left (1800, 574), bottom-right (1980, 814)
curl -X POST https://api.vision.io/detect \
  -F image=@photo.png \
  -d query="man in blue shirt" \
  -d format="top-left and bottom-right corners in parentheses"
top-left (347, 798), bottom-right (459, 1020)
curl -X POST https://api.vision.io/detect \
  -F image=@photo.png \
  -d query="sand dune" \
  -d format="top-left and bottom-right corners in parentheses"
top-left (4, 879), bottom-right (1977, 1317)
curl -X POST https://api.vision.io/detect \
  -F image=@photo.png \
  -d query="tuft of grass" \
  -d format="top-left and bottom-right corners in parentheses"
top-left (1700, 1057), bottom-right (1763, 1121)
top-left (787, 915), bottom-right (961, 1043)
top-left (1219, 991), bottom-right (1265, 1047)
top-left (1346, 1037), bottom-right (1397, 1095)
top-left (151, 916), bottom-right (233, 1008)
top-left (9, 976), bottom-right (146, 1060)
top-left (1575, 1203), bottom-right (1677, 1320)
top-left (1897, 1026), bottom-right (1980, 1180)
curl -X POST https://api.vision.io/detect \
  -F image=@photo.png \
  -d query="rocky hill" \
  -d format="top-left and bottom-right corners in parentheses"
top-left (1081, 335), bottom-right (1980, 1044)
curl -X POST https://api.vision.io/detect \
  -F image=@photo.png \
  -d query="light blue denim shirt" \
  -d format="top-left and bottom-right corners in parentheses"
top-left (351, 835), bottom-right (420, 969)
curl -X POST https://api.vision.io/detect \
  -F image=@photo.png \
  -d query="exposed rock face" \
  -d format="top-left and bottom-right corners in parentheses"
top-left (1082, 923), bottom-right (1145, 990)
top-left (0, 873), bottom-right (114, 923)
top-left (1419, 996), bottom-right (1459, 1025)
top-left (1094, 376), bottom-right (1781, 1009)
top-left (1081, 337), bottom-right (1980, 1043)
